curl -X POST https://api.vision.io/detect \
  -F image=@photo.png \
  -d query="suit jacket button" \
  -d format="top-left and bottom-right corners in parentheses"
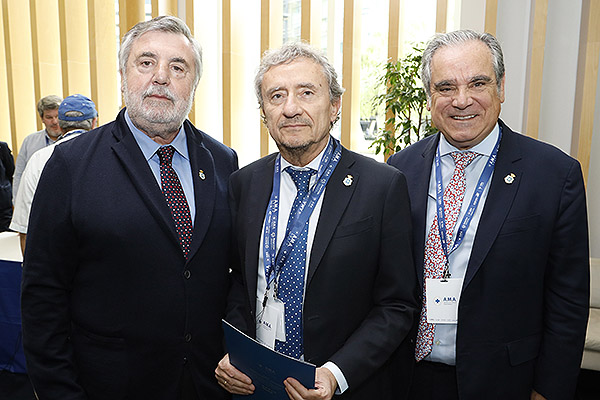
top-left (185, 333), bottom-right (192, 342)
top-left (183, 270), bottom-right (191, 279)
top-left (183, 357), bottom-right (188, 364)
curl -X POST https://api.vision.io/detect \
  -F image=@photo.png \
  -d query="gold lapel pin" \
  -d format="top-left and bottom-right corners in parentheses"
top-left (504, 173), bottom-right (516, 184)
top-left (343, 174), bottom-right (353, 187)
top-left (199, 170), bottom-right (206, 180)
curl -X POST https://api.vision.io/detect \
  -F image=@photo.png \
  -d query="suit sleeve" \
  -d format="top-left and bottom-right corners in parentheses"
top-left (225, 172), bottom-right (253, 335)
top-left (534, 160), bottom-right (590, 398)
top-left (328, 171), bottom-right (419, 389)
top-left (21, 147), bottom-right (88, 399)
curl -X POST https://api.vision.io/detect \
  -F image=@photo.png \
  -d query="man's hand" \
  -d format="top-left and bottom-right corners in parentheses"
top-left (215, 354), bottom-right (255, 395)
top-left (531, 390), bottom-right (547, 400)
top-left (284, 367), bottom-right (338, 400)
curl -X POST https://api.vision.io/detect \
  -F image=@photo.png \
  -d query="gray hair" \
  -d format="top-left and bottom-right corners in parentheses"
top-left (37, 95), bottom-right (62, 118)
top-left (421, 29), bottom-right (505, 98)
top-left (254, 42), bottom-right (345, 110)
top-left (59, 112), bottom-right (94, 132)
top-left (119, 15), bottom-right (203, 89)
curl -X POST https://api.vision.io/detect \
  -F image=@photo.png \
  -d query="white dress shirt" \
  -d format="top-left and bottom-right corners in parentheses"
top-left (256, 139), bottom-right (349, 393)
top-left (425, 124), bottom-right (500, 365)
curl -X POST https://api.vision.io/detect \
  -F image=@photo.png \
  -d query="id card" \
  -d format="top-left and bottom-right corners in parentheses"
top-left (426, 278), bottom-right (463, 324)
top-left (256, 288), bottom-right (286, 348)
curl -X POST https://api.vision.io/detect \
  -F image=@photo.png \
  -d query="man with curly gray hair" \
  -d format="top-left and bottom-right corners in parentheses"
top-left (217, 42), bottom-right (418, 399)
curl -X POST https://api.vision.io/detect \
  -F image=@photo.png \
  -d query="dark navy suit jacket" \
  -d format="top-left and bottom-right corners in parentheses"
top-left (21, 108), bottom-right (238, 400)
top-left (226, 146), bottom-right (419, 399)
top-left (387, 120), bottom-right (589, 399)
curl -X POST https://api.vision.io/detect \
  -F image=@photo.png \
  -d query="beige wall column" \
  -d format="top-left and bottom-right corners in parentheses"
top-left (436, 0), bottom-right (447, 33)
top-left (119, 0), bottom-right (145, 38)
top-left (184, 0), bottom-right (197, 125)
top-left (341, 0), bottom-right (361, 149)
top-left (383, 0), bottom-right (402, 160)
top-left (260, 0), bottom-right (282, 157)
top-left (301, 0), bottom-right (321, 47)
top-left (59, 0), bottom-right (92, 97)
top-left (31, 0), bottom-right (63, 119)
top-left (224, 0), bottom-right (261, 166)
top-left (0, 3), bottom-right (10, 146)
top-left (88, 0), bottom-right (119, 125)
top-left (222, 0), bottom-right (232, 148)
top-left (193, 1), bottom-right (223, 142)
top-left (523, 0), bottom-right (547, 140)
top-left (484, 0), bottom-right (498, 35)
top-left (3, 0), bottom-right (37, 153)
top-left (151, 0), bottom-right (177, 17)
top-left (572, 0), bottom-right (600, 184)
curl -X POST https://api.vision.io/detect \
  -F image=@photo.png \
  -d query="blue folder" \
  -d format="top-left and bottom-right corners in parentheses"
top-left (223, 319), bottom-right (316, 399)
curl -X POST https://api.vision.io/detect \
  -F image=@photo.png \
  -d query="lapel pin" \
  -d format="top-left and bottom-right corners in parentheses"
top-left (343, 174), bottom-right (353, 187)
top-left (504, 173), bottom-right (516, 184)
top-left (199, 170), bottom-right (206, 180)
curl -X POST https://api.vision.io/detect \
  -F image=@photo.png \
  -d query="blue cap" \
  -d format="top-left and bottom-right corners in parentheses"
top-left (58, 94), bottom-right (98, 121)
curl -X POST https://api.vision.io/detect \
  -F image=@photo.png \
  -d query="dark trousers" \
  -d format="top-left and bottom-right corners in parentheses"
top-left (179, 366), bottom-right (199, 400)
top-left (408, 361), bottom-right (459, 400)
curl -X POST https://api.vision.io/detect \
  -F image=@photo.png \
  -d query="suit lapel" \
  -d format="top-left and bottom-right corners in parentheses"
top-left (245, 156), bottom-right (276, 314)
top-left (463, 122), bottom-right (522, 289)
top-left (307, 149), bottom-right (358, 286)
top-left (185, 123), bottom-right (217, 261)
top-left (413, 135), bottom-right (439, 285)
top-left (110, 111), bottom-right (181, 251)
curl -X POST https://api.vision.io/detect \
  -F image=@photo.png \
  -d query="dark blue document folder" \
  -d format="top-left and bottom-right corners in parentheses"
top-left (223, 320), bottom-right (316, 399)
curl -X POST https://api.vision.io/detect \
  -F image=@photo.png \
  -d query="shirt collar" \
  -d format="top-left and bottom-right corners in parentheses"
top-left (44, 130), bottom-right (59, 143)
top-left (125, 109), bottom-right (189, 161)
top-left (438, 123), bottom-right (499, 157)
top-left (280, 136), bottom-right (331, 172)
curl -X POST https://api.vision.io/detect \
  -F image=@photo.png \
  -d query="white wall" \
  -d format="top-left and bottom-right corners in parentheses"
top-left (588, 53), bottom-right (600, 258)
top-left (495, 0), bottom-right (532, 132)
top-left (495, 0), bottom-right (598, 257)
top-left (537, 0), bottom-right (582, 153)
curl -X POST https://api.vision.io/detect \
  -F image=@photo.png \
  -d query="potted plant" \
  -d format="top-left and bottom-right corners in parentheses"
top-left (370, 45), bottom-right (437, 158)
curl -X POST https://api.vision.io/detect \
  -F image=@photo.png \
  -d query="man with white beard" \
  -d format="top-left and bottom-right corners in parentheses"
top-left (21, 16), bottom-right (238, 400)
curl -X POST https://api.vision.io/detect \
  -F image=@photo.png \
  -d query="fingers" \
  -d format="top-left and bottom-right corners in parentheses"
top-left (215, 354), bottom-right (255, 395)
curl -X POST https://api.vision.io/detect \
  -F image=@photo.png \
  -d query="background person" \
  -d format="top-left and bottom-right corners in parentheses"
top-left (10, 94), bottom-right (98, 254)
top-left (0, 140), bottom-right (14, 231)
top-left (12, 94), bottom-right (62, 203)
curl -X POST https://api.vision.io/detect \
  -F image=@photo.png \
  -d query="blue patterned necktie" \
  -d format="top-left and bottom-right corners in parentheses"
top-left (157, 146), bottom-right (193, 258)
top-left (274, 167), bottom-right (316, 359)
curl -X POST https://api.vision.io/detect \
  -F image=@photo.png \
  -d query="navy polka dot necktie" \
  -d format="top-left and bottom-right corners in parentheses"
top-left (274, 167), bottom-right (316, 359)
top-left (157, 145), bottom-right (193, 258)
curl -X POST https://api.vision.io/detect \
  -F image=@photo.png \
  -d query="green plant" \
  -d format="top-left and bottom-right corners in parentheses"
top-left (370, 45), bottom-right (437, 157)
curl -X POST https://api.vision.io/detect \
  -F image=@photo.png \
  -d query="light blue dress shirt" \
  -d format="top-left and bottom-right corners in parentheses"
top-left (125, 111), bottom-right (196, 225)
top-left (425, 124), bottom-right (500, 365)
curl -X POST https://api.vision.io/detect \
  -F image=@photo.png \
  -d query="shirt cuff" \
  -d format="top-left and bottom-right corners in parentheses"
top-left (322, 361), bottom-right (348, 394)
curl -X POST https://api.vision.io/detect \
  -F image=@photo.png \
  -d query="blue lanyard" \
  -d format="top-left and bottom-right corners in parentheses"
top-left (434, 128), bottom-right (502, 275)
top-left (263, 137), bottom-right (342, 290)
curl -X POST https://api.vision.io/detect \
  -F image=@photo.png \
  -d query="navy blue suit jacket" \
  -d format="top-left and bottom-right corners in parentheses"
top-left (21, 109), bottom-right (238, 400)
top-left (387, 120), bottom-right (589, 399)
top-left (226, 146), bottom-right (419, 399)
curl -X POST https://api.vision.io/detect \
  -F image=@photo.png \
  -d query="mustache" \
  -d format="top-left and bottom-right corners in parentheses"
top-left (143, 87), bottom-right (175, 102)
top-left (278, 117), bottom-right (312, 129)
